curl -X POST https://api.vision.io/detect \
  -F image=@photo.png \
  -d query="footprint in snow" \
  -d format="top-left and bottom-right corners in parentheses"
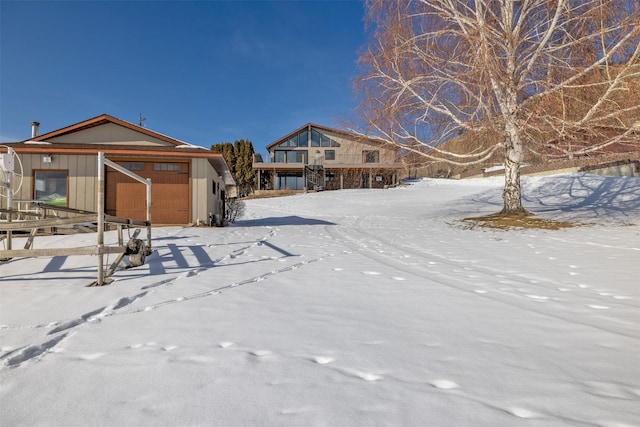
top-left (429, 379), bottom-right (459, 390)
top-left (340, 368), bottom-right (382, 382)
top-left (525, 295), bottom-right (549, 301)
top-left (250, 350), bottom-right (272, 357)
top-left (362, 271), bottom-right (381, 276)
top-left (219, 342), bottom-right (234, 348)
top-left (505, 407), bottom-right (541, 419)
top-left (311, 356), bottom-right (334, 365)
top-left (357, 372), bottom-right (383, 381)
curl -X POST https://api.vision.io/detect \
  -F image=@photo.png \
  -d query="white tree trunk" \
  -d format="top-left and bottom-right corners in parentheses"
top-left (502, 118), bottom-right (526, 214)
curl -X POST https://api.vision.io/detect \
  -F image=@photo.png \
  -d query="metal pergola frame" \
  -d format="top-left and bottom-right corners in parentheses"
top-left (0, 152), bottom-right (152, 286)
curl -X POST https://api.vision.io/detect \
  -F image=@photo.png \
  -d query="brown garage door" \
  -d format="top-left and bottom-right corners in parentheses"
top-left (106, 161), bottom-right (190, 224)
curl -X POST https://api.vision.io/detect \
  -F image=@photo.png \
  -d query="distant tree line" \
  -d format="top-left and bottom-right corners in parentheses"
top-left (211, 139), bottom-right (255, 197)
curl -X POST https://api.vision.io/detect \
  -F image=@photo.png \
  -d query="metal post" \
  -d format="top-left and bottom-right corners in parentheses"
top-left (97, 152), bottom-right (105, 285)
top-left (146, 178), bottom-right (152, 253)
top-left (6, 148), bottom-right (13, 251)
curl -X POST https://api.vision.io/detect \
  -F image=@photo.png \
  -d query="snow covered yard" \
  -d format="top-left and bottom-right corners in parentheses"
top-left (1, 174), bottom-right (639, 426)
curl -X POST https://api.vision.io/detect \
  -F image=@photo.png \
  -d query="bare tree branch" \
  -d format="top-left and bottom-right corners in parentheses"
top-left (355, 0), bottom-right (640, 214)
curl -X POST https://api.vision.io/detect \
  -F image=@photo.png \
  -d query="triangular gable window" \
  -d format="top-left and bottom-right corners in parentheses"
top-left (310, 128), bottom-right (340, 148)
top-left (278, 130), bottom-right (309, 147)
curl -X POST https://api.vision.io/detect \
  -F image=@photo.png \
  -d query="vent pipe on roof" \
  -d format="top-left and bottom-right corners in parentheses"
top-left (31, 121), bottom-right (40, 138)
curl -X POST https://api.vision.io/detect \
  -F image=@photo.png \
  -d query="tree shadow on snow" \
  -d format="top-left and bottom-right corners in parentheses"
top-left (235, 215), bottom-right (335, 227)
top-left (522, 174), bottom-right (640, 220)
top-left (463, 174), bottom-right (640, 223)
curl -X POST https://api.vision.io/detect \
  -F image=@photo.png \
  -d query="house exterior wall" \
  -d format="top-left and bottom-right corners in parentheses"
top-left (267, 130), bottom-right (398, 167)
top-left (2, 153), bottom-right (227, 225)
top-left (191, 158), bottom-right (226, 224)
top-left (1, 153), bottom-right (98, 212)
top-left (2, 116), bottom-right (233, 225)
top-left (254, 125), bottom-right (402, 191)
top-left (46, 123), bottom-right (176, 146)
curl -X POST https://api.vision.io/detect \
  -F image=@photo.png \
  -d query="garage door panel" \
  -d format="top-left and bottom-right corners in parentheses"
top-left (106, 162), bottom-right (190, 224)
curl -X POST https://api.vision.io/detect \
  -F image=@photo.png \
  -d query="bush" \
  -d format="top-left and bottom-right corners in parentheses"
top-left (225, 197), bottom-right (245, 223)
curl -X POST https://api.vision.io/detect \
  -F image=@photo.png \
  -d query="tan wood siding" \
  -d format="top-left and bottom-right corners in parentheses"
top-left (47, 123), bottom-right (177, 146)
top-left (1, 153), bottom-right (98, 212)
top-left (191, 158), bottom-right (225, 224)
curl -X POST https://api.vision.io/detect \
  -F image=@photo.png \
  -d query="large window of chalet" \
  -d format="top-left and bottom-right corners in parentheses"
top-left (278, 130), bottom-right (309, 147)
top-left (311, 129), bottom-right (341, 147)
top-left (274, 150), bottom-right (308, 163)
top-left (363, 150), bottom-right (380, 163)
top-left (276, 172), bottom-right (304, 190)
top-left (325, 150), bottom-right (335, 161)
top-left (34, 170), bottom-right (68, 206)
top-left (274, 151), bottom-right (285, 163)
top-left (287, 150), bottom-right (307, 163)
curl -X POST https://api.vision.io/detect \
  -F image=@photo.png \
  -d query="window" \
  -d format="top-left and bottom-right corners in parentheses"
top-left (274, 151), bottom-right (286, 163)
top-left (325, 150), bottom-right (335, 161)
top-left (325, 172), bottom-right (336, 182)
top-left (287, 150), bottom-right (307, 163)
top-left (278, 130), bottom-right (309, 147)
top-left (275, 150), bottom-right (307, 163)
top-left (276, 172), bottom-right (304, 190)
top-left (321, 134), bottom-right (331, 147)
top-left (298, 130), bottom-right (308, 147)
top-left (154, 163), bottom-right (182, 171)
top-left (311, 129), bottom-right (321, 147)
top-left (34, 170), bottom-right (68, 206)
top-left (363, 150), bottom-right (379, 163)
top-left (121, 163), bottom-right (144, 171)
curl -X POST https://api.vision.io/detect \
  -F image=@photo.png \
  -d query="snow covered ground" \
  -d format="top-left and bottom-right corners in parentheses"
top-left (1, 174), bottom-right (639, 427)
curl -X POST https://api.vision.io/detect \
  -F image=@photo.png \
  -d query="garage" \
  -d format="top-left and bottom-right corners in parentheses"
top-left (106, 160), bottom-right (190, 224)
top-left (3, 114), bottom-right (234, 226)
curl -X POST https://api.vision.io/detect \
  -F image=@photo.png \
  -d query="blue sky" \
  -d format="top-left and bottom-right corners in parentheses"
top-left (0, 0), bottom-right (366, 154)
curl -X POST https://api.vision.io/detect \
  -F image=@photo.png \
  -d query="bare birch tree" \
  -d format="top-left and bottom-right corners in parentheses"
top-left (356, 0), bottom-right (640, 214)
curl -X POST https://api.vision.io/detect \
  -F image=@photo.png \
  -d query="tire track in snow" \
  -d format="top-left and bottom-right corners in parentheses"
top-left (333, 216), bottom-right (636, 308)
top-left (325, 220), bottom-right (640, 341)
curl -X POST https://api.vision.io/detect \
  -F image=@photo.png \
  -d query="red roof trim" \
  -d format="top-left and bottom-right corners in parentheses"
top-left (3, 144), bottom-right (225, 159)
